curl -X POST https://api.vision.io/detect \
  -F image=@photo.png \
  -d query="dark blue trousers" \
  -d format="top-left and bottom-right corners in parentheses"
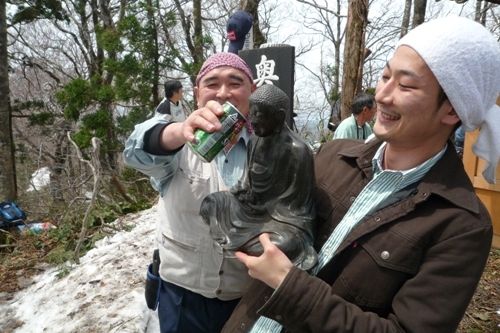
top-left (158, 279), bottom-right (240, 333)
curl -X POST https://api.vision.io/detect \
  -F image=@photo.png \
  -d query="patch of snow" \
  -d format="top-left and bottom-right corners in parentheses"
top-left (26, 167), bottom-right (51, 192)
top-left (0, 207), bottom-right (161, 333)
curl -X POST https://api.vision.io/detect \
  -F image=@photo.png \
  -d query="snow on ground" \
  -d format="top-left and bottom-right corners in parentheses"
top-left (0, 207), bottom-right (161, 333)
top-left (26, 167), bottom-right (51, 192)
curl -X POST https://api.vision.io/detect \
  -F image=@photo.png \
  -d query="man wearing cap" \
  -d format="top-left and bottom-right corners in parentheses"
top-left (222, 16), bottom-right (499, 333)
top-left (123, 52), bottom-right (256, 333)
top-left (227, 10), bottom-right (253, 54)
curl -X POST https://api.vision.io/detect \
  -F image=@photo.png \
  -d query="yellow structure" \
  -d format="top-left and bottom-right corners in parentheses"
top-left (463, 97), bottom-right (500, 249)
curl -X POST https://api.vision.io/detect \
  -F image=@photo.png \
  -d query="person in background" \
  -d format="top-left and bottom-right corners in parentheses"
top-left (454, 125), bottom-right (465, 158)
top-left (124, 52), bottom-right (256, 333)
top-left (227, 10), bottom-right (253, 54)
top-left (333, 93), bottom-right (377, 140)
top-left (155, 80), bottom-right (185, 121)
top-left (222, 16), bottom-right (499, 333)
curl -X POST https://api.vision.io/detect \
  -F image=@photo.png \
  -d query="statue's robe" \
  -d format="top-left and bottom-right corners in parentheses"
top-left (200, 126), bottom-right (317, 271)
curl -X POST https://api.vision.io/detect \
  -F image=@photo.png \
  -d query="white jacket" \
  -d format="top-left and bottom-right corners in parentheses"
top-left (123, 116), bottom-right (251, 300)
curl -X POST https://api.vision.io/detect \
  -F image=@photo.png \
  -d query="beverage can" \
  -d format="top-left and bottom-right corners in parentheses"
top-left (188, 102), bottom-right (246, 163)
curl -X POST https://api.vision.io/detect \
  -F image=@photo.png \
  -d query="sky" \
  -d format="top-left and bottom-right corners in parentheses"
top-left (264, 0), bottom-right (488, 136)
top-left (0, 207), bottom-right (161, 333)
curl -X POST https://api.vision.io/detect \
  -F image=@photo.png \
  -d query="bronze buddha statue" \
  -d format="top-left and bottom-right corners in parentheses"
top-left (200, 84), bottom-right (317, 271)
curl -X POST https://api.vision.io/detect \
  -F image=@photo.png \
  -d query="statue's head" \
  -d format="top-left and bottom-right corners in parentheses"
top-left (249, 85), bottom-right (289, 137)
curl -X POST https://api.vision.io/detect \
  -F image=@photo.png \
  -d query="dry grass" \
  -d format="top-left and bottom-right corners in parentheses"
top-left (458, 248), bottom-right (500, 333)
top-left (0, 232), bottom-right (57, 293)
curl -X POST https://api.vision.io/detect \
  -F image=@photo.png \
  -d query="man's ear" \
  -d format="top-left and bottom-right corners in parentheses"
top-left (194, 86), bottom-right (201, 107)
top-left (440, 100), bottom-right (460, 126)
top-left (360, 106), bottom-right (370, 119)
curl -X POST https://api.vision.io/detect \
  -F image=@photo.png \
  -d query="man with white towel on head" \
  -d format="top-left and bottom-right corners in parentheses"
top-left (222, 16), bottom-right (500, 333)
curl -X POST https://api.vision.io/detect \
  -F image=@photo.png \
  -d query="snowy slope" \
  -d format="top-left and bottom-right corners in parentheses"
top-left (0, 207), bottom-right (160, 333)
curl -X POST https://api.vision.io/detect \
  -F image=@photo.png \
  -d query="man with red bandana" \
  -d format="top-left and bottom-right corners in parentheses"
top-left (223, 16), bottom-right (499, 333)
top-left (124, 52), bottom-right (256, 333)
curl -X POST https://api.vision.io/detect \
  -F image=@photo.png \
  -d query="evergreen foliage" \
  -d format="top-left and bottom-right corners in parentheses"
top-left (11, 0), bottom-right (69, 25)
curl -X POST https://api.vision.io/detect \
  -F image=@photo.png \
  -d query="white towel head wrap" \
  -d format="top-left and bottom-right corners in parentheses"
top-left (397, 16), bottom-right (500, 184)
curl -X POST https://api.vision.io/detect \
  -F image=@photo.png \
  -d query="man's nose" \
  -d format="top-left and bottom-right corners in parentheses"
top-left (375, 81), bottom-right (393, 105)
top-left (216, 84), bottom-right (232, 99)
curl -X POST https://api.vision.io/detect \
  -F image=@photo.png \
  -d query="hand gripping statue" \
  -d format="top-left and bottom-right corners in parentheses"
top-left (200, 84), bottom-right (317, 271)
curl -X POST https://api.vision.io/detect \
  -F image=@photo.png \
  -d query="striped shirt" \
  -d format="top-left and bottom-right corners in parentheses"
top-left (250, 142), bottom-right (447, 333)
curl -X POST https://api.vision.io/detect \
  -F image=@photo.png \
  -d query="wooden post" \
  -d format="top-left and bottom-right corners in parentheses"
top-left (463, 95), bottom-right (500, 248)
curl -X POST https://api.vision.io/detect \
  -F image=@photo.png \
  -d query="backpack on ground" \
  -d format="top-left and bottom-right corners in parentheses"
top-left (0, 201), bottom-right (27, 229)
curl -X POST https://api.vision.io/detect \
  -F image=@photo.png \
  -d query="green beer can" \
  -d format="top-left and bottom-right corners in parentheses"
top-left (188, 102), bottom-right (247, 163)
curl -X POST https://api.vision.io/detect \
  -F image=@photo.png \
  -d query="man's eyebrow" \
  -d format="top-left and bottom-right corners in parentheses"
top-left (201, 73), bottom-right (246, 85)
top-left (385, 61), bottom-right (420, 79)
top-left (228, 73), bottom-right (245, 82)
top-left (200, 74), bottom-right (219, 86)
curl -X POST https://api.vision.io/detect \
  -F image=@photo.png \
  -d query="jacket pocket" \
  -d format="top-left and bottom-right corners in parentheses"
top-left (164, 167), bottom-right (211, 219)
top-left (158, 232), bottom-right (202, 286)
top-left (337, 230), bottom-right (422, 310)
top-left (362, 230), bottom-right (422, 275)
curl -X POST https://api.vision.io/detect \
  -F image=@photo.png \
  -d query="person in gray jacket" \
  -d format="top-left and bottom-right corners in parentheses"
top-left (223, 16), bottom-right (499, 333)
top-left (123, 52), bottom-right (255, 333)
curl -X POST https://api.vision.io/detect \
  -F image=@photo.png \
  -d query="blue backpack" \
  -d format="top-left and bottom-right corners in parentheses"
top-left (0, 201), bottom-right (27, 228)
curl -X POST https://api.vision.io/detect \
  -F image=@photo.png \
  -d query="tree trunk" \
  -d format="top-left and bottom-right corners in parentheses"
top-left (51, 121), bottom-right (72, 202)
top-left (475, 0), bottom-right (489, 25)
top-left (400, 0), bottom-right (412, 38)
top-left (356, 47), bottom-right (372, 93)
top-left (146, 0), bottom-right (160, 107)
top-left (0, 0), bottom-right (18, 200)
top-left (340, 0), bottom-right (369, 120)
top-left (98, 0), bottom-right (119, 169)
top-left (168, 0), bottom-right (204, 106)
top-left (192, 0), bottom-right (203, 82)
top-left (333, 0), bottom-right (342, 99)
top-left (475, 0), bottom-right (483, 22)
top-left (411, 0), bottom-right (427, 28)
top-left (240, 0), bottom-right (266, 48)
top-left (326, 0), bottom-right (344, 127)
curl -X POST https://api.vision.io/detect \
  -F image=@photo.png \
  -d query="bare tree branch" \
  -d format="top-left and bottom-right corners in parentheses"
top-left (68, 132), bottom-right (102, 264)
top-left (296, 0), bottom-right (343, 17)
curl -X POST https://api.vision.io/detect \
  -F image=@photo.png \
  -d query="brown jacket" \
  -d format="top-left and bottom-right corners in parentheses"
top-left (222, 139), bottom-right (492, 333)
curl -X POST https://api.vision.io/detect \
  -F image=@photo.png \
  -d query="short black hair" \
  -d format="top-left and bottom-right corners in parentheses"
top-left (351, 93), bottom-right (376, 115)
top-left (164, 80), bottom-right (183, 99)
